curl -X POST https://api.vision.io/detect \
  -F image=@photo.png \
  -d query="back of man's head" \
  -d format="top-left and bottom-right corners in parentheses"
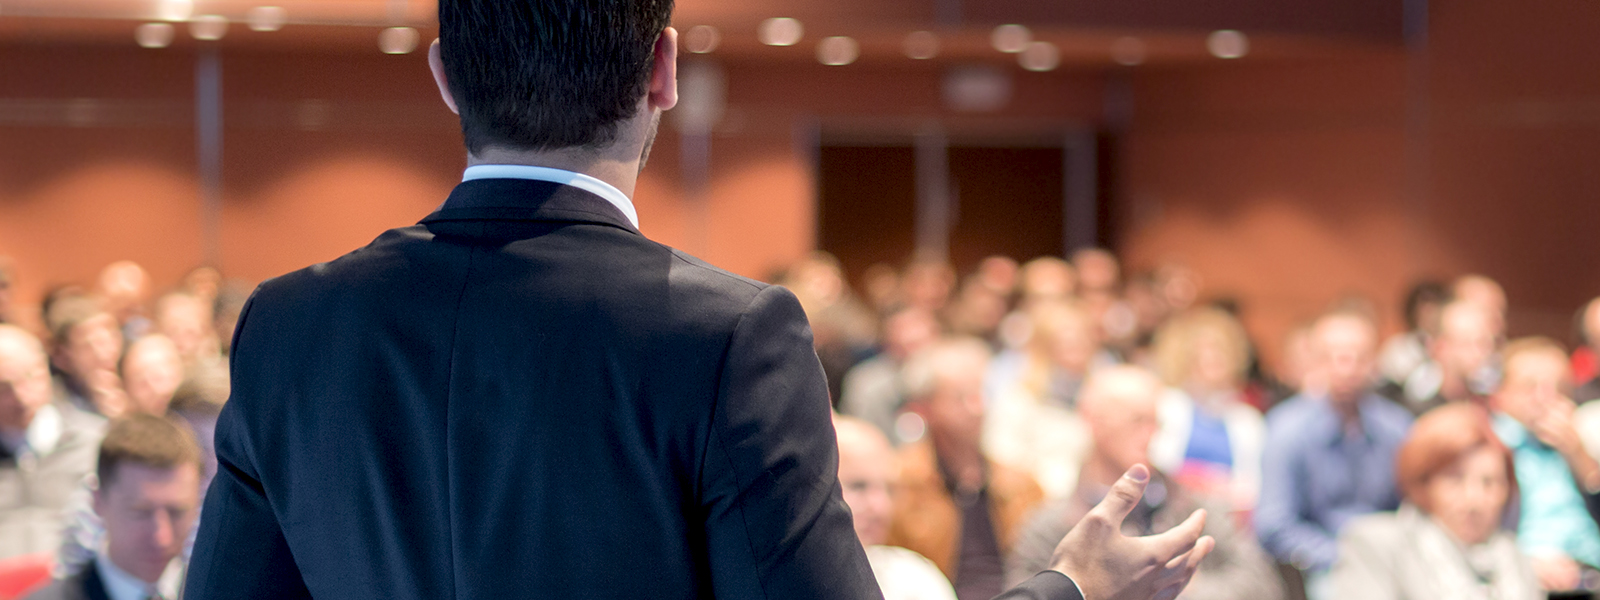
top-left (438, 0), bottom-right (675, 154)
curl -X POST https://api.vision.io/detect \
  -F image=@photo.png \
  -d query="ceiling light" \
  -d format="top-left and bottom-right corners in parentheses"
top-left (247, 6), bottom-right (287, 32)
top-left (190, 15), bottom-right (229, 41)
top-left (758, 17), bottom-right (803, 47)
top-left (991, 24), bottom-right (1030, 53)
top-left (685, 25), bottom-right (720, 54)
top-left (903, 30), bottom-right (939, 60)
top-left (817, 36), bottom-right (859, 66)
top-left (1018, 41), bottom-right (1059, 72)
top-left (379, 27), bottom-right (420, 54)
top-left (136, 22), bottom-right (175, 48)
top-left (1111, 37), bottom-right (1146, 66)
top-left (157, 0), bottom-right (193, 22)
top-left (1207, 30), bottom-right (1249, 59)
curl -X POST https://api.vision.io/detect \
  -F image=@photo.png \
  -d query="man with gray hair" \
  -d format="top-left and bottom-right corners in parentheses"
top-left (1008, 365), bottom-right (1283, 600)
top-left (0, 324), bottom-right (106, 559)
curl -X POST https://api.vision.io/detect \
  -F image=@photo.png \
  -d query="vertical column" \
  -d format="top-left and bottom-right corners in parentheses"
top-left (1063, 131), bottom-right (1098, 253)
top-left (914, 127), bottom-right (950, 261)
top-left (196, 46), bottom-right (223, 267)
top-left (1403, 0), bottom-right (1432, 277)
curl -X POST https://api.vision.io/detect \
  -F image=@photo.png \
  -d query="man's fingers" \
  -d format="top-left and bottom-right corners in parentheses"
top-left (1154, 536), bottom-right (1215, 595)
top-left (1083, 464), bottom-right (1151, 531)
top-left (1143, 508), bottom-right (1207, 560)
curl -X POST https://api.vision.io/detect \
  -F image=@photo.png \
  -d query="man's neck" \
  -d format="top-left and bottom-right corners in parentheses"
top-left (931, 434), bottom-right (985, 492)
top-left (469, 146), bottom-right (641, 199)
top-left (1329, 393), bottom-right (1363, 426)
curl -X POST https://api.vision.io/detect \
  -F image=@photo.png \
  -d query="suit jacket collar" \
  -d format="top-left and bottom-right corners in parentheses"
top-left (421, 179), bottom-right (641, 235)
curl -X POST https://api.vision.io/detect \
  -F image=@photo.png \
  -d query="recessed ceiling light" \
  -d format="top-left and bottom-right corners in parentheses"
top-left (247, 6), bottom-right (287, 32)
top-left (190, 15), bottom-right (229, 41)
top-left (685, 25), bottom-right (720, 54)
top-left (1207, 30), bottom-right (1249, 59)
top-left (1018, 41), bottom-right (1059, 72)
top-left (136, 22), bottom-right (176, 48)
top-left (759, 18), bottom-right (803, 47)
top-left (379, 27), bottom-right (420, 54)
top-left (817, 36), bottom-right (859, 66)
top-left (904, 31), bottom-right (939, 60)
top-left (1111, 37), bottom-right (1146, 66)
top-left (991, 24), bottom-right (1030, 54)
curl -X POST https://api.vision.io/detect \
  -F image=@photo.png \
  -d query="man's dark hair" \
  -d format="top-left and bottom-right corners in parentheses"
top-left (97, 414), bottom-right (201, 489)
top-left (1402, 279), bottom-right (1451, 331)
top-left (438, 0), bottom-right (674, 154)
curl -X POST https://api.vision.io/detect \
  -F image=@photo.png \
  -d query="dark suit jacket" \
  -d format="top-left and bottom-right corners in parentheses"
top-left (183, 178), bottom-right (1081, 600)
top-left (22, 559), bottom-right (110, 600)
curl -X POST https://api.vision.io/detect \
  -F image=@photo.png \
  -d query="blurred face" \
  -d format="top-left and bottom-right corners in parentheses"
top-left (902, 263), bottom-right (955, 313)
top-left (95, 463), bottom-right (200, 583)
top-left (0, 334), bottom-right (53, 433)
top-left (1313, 316), bottom-right (1377, 404)
top-left (1435, 306), bottom-right (1496, 377)
top-left (1426, 445), bottom-right (1510, 546)
top-left (62, 313), bottom-right (124, 379)
top-left (1190, 330), bottom-right (1237, 392)
top-left (99, 262), bottom-right (149, 310)
top-left (1494, 351), bottom-right (1569, 425)
top-left (837, 426), bottom-right (896, 546)
top-left (1022, 262), bottom-right (1074, 300)
top-left (977, 256), bottom-right (1019, 295)
top-left (122, 339), bottom-right (184, 415)
top-left (884, 310), bottom-right (939, 362)
top-left (920, 367), bottom-right (986, 449)
top-left (1047, 316), bottom-right (1100, 375)
top-left (1084, 383), bottom-right (1160, 472)
top-left (1074, 252), bottom-right (1119, 293)
top-left (1586, 303), bottom-right (1600, 354)
top-left (158, 297), bottom-right (215, 364)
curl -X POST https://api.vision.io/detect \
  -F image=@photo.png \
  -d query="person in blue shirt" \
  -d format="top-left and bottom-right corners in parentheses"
top-left (1255, 310), bottom-right (1413, 600)
top-left (1489, 337), bottom-right (1600, 592)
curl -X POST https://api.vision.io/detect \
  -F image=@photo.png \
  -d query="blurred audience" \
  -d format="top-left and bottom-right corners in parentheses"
top-left (1376, 280), bottom-right (1451, 394)
top-left (27, 414), bottom-right (201, 600)
top-left (1385, 300), bottom-right (1498, 416)
top-left (96, 261), bottom-right (153, 343)
top-left (8, 245), bottom-right (1600, 600)
top-left (835, 415), bottom-right (958, 600)
top-left (1255, 310), bottom-right (1413, 599)
top-left (0, 257), bottom-right (16, 326)
top-left (839, 306), bottom-right (941, 444)
top-left (1007, 365), bottom-right (1283, 600)
top-left (1489, 337), bottom-right (1600, 591)
top-left (887, 338), bottom-right (1044, 600)
top-left (0, 325), bottom-right (106, 560)
top-left (1575, 297), bottom-right (1600, 404)
top-left (46, 295), bottom-right (128, 418)
top-left (982, 301), bottom-right (1102, 498)
top-left (1331, 403), bottom-right (1540, 600)
top-left (1148, 307), bottom-right (1266, 513)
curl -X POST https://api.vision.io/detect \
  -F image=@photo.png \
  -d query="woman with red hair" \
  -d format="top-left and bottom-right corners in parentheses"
top-left (1331, 403), bottom-right (1541, 599)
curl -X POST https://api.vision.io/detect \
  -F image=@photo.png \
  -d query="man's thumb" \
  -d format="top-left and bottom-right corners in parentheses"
top-left (1086, 464), bottom-right (1149, 530)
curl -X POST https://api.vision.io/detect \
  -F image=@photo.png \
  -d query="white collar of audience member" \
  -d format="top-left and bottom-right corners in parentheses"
top-left (460, 164), bottom-right (640, 229)
top-left (95, 547), bottom-right (183, 600)
top-left (0, 403), bottom-right (61, 456)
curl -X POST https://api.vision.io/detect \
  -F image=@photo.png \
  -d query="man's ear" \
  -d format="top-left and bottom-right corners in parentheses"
top-left (428, 39), bottom-right (460, 115)
top-left (647, 27), bottom-right (679, 112)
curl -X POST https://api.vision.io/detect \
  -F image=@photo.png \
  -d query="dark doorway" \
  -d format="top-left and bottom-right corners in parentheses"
top-left (817, 142), bottom-right (1072, 286)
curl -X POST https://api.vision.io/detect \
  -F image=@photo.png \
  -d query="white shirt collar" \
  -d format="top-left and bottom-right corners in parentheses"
top-left (95, 548), bottom-right (183, 600)
top-left (461, 164), bottom-right (639, 229)
top-left (12, 403), bottom-right (62, 456)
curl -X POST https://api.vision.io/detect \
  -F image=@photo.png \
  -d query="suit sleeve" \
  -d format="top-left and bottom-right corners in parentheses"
top-left (182, 294), bottom-right (312, 599)
top-left (700, 285), bottom-right (882, 598)
top-left (991, 572), bottom-right (1086, 600)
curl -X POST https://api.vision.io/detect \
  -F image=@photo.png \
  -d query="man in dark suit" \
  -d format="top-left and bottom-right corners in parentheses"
top-left (183, 2), bottom-right (1212, 598)
top-left (26, 414), bottom-right (200, 600)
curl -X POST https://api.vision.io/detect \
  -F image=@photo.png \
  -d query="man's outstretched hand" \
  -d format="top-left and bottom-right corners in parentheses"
top-left (1048, 465), bottom-right (1215, 600)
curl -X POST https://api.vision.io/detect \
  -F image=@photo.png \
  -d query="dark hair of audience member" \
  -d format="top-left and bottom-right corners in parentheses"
top-left (1402, 280), bottom-right (1452, 332)
top-left (437, 0), bottom-right (674, 154)
top-left (96, 414), bottom-right (202, 488)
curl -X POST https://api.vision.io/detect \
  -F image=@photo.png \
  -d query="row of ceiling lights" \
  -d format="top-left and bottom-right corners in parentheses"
top-left (685, 19), bottom-right (1252, 70)
top-left (125, 4), bottom-right (1252, 67)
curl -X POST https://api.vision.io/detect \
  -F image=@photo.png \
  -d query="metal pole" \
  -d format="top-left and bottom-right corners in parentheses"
top-left (914, 127), bottom-right (951, 261)
top-left (196, 46), bottom-right (223, 267)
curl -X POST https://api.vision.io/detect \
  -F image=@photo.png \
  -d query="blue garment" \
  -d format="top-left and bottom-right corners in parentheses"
top-left (1254, 393), bottom-right (1413, 571)
top-left (1492, 413), bottom-right (1600, 566)
top-left (1183, 409), bottom-right (1234, 468)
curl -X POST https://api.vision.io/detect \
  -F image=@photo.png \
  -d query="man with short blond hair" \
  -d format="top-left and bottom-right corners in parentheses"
top-left (26, 414), bottom-right (201, 600)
